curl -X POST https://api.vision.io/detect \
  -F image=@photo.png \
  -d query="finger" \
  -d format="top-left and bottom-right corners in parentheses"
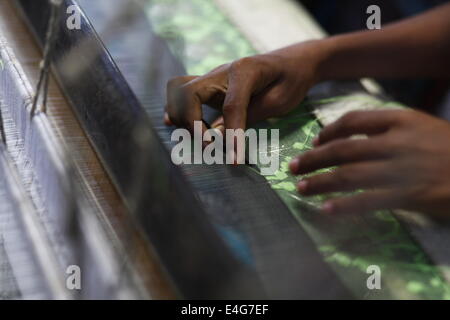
top-left (296, 161), bottom-right (399, 196)
top-left (164, 112), bottom-right (173, 126)
top-left (245, 84), bottom-right (292, 124)
top-left (166, 76), bottom-right (199, 107)
top-left (289, 136), bottom-right (389, 175)
top-left (320, 189), bottom-right (403, 215)
top-left (222, 66), bottom-right (254, 131)
top-left (317, 110), bottom-right (404, 146)
top-left (211, 116), bottom-right (225, 135)
top-left (222, 62), bottom-right (261, 164)
top-left (210, 85), bottom-right (287, 128)
top-left (167, 74), bottom-right (225, 132)
top-left (198, 121), bottom-right (212, 149)
top-left (246, 73), bottom-right (310, 125)
top-left (166, 76), bottom-right (198, 125)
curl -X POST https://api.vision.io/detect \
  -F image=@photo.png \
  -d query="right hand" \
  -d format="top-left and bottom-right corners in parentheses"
top-left (165, 40), bottom-right (326, 134)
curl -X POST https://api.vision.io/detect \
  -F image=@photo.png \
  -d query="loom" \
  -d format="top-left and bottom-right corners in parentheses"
top-left (1, 0), bottom-right (450, 300)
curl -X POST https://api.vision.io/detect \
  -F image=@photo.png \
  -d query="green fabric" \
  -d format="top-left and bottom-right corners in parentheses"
top-left (145, 0), bottom-right (450, 299)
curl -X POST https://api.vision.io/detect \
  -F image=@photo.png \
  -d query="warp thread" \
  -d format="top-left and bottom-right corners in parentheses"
top-left (31, 0), bottom-right (62, 117)
top-left (0, 30), bottom-right (78, 292)
top-left (0, 5), bottom-right (143, 297)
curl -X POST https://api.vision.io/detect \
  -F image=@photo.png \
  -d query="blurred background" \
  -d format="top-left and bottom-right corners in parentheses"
top-left (300, 0), bottom-right (450, 118)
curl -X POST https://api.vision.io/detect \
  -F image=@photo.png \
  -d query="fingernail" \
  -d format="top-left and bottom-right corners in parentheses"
top-left (164, 113), bottom-right (172, 126)
top-left (289, 158), bottom-right (300, 173)
top-left (213, 128), bottom-right (223, 136)
top-left (213, 124), bottom-right (225, 131)
top-left (322, 201), bottom-right (334, 214)
top-left (312, 136), bottom-right (320, 147)
top-left (297, 180), bottom-right (308, 194)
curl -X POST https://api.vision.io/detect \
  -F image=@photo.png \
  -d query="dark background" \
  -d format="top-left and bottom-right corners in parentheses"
top-left (299, 0), bottom-right (450, 117)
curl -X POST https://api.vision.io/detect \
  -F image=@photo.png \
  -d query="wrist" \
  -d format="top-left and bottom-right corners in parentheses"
top-left (282, 38), bottom-right (340, 85)
top-left (311, 37), bottom-right (340, 83)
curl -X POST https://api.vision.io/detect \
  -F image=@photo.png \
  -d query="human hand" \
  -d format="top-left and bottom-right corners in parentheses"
top-left (165, 40), bottom-right (327, 134)
top-left (289, 109), bottom-right (450, 218)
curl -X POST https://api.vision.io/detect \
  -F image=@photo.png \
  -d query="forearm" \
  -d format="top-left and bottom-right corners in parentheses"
top-left (315, 3), bottom-right (450, 81)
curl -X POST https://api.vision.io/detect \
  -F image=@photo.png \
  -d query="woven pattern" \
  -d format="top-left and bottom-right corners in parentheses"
top-left (142, 0), bottom-right (450, 299)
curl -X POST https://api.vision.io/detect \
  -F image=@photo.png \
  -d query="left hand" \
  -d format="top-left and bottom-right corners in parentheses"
top-left (289, 109), bottom-right (450, 218)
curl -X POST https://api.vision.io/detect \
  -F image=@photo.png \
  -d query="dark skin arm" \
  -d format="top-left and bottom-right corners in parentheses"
top-left (166, 3), bottom-right (450, 217)
top-left (318, 3), bottom-right (450, 80)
